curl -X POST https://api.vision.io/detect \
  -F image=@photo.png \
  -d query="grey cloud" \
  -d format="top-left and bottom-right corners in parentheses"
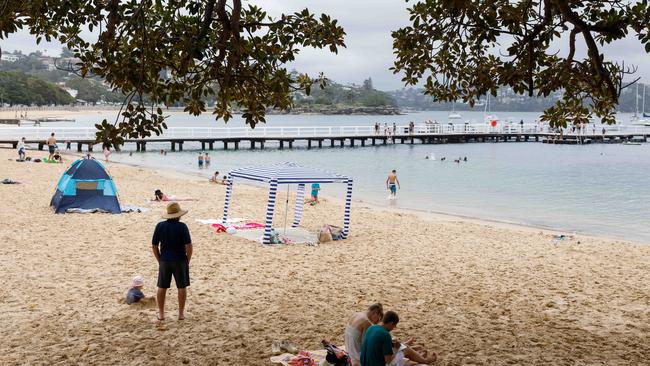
top-left (2, 1), bottom-right (648, 90)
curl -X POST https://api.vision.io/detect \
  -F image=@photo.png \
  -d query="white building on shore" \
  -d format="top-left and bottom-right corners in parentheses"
top-left (1, 53), bottom-right (20, 62)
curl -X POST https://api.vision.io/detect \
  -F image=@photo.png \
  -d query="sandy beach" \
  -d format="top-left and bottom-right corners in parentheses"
top-left (1, 147), bottom-right (649, 365)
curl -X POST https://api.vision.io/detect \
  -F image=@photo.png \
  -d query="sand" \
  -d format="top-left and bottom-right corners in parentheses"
top-left (1, 148), bottom-right (649, 365)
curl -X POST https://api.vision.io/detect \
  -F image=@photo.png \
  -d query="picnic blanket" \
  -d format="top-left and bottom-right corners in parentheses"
top-left (121, 204), bottom-right (150, 213)
top-left (212, 222), bottom-right (265, 232)
top-left (270, 350), bottom-right (327, 366)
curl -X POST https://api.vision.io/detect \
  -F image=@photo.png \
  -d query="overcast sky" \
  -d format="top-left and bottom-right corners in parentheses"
top-left (2, 0), bottom-right (648, 90)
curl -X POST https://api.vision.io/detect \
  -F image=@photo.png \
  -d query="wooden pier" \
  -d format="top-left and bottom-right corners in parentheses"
top-left (0, 124), bottom-right (648, 152)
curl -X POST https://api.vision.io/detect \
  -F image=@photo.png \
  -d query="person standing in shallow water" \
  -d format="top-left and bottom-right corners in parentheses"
top-left (198, 152), bottom-right (204, 168)
top-left (152, 202), bottom-right (193, 321)
top-left (386, 170), bottom-right (400, 200)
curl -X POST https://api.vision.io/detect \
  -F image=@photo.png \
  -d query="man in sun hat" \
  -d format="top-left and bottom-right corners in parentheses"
top-left (152, 202), bottom-right (193, 321)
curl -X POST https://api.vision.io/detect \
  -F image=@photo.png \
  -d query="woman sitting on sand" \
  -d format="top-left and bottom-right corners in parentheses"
top-left (154, 189), bottom-right (197, 202)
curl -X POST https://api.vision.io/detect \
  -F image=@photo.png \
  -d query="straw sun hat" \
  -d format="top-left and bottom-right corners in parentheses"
top-left (162, 202), bottom-right (188, 219)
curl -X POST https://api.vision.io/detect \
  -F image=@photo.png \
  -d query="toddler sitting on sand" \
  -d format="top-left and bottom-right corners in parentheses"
top-left (125, 275), bottom-right (146, 305)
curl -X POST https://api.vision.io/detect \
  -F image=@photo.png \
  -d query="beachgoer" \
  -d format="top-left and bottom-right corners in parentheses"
top-left (360, 311), bottom-right (436, 366)
top-left (384, 123), bottom-right (388, 136)
top-left (386, 170), bottom-right (400, 199)
top-left (221, 175), bottom-right (227, 184)
top-left (160, 149), bottom-right (165, 155)
top-left (602, 127), bottom-right (606, 135)
top-left (125, 275), bottom-right (146, 305)
top-left (392, 123), bottom-right (397, 135)
top-left (204, 153), bottom-right (210, 166)
top-left (210, 171), bottom-right (221, 183)
top-left (309, 183), bottom-right (321, 204)
top-left (65, 140), bottom-right (71, 150)
top-left (375, 123), bottom-right (380, 135)
top-left (103, 147), bottom-right (111, 162)
top-left (361, 311), bottom-right (399, 366)
top-left (345, 304), bottom-right (384, 366)
top-left (17, 137), bottom-right (27, 161)
top-left (154, 189), bottom-right (196, 202)
top-left (198, 153), bottom-right (204, 168)
top-left (46, 133), bottom-right (57, 161)
top-left (152, 202), bottom-right (193, 321)
top-left (52, 150), bottom-right (63, 163)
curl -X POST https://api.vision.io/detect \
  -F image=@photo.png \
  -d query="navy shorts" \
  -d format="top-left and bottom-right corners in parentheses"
top-left (48, 146), bottom-right (56, 154)
top-left (157, 260), bottom-right (190, 289)
top-left (389, 184), bottom-right (397, 194)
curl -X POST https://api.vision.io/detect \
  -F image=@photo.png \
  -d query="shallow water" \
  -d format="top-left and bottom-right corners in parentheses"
top-left (33, 110), bottom-right (650, 242)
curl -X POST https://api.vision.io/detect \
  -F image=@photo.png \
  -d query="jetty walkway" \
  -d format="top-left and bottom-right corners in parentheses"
top-left (0, 124), bottom-right (648, 152)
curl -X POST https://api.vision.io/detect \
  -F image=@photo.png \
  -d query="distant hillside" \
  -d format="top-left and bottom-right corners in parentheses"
top-left (389, 84), bottom-right (650, 113)
top-left (0, 71), bottom-right (75, 106)
top-left (292, 78), bottom-right (398, 112)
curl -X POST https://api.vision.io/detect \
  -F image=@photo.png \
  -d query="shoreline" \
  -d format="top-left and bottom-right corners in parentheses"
top-left (102, 152), bottom-right (647, 246)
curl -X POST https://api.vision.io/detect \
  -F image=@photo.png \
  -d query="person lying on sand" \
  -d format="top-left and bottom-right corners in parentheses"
top-left (345, 303), bottom-right (384, 366)
top-left (360, 311), bottom-right (437, 366)
top-left (154, 189), bottom-right (197, 202)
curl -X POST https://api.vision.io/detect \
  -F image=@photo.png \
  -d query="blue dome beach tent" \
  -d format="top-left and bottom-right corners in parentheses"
top-left (50, 158), bottom-right (121, 214)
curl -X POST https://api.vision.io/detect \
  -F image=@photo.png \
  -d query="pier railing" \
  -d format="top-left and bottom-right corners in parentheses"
top-left (1, 123), bottom-right (649, 142)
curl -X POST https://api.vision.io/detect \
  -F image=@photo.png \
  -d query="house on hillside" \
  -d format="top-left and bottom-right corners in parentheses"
top-left (1, 53), bottom-right (20, 62)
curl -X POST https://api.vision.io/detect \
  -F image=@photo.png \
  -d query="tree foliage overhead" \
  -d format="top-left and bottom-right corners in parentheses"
top-left (1, 0), bottom-right (345, 147)
top-left (392, 0), bottom-right (650, 126)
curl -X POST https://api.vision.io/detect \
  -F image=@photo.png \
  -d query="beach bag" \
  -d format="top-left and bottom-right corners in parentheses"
top-left (328, 225), bottom-right (343, 240)
top-left (322, 340), bottom-right (350, 366)
top-left (318, 225), bottom-right (332, 243)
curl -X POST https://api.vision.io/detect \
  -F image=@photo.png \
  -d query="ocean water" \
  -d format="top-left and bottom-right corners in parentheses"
top-left (39, 111), bottom-right (650, 242)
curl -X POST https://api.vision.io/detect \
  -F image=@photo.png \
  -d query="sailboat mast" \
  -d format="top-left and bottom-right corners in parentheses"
top-left (643, 83), bottom-right (646, 115)
top-left (635, 82), bottom-right (639, 117)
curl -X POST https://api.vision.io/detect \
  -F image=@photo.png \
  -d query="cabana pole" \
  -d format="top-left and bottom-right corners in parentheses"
top-left (292, 184), bottom-right (305, 227)
top-left (263, 179), bottom-right (279, 244)
top-left (221, 174), bottom-right (233, 224)
top-left (283, 185), bottom-right (290, 234)
top-left (342, 178), bottom-right (353, 239)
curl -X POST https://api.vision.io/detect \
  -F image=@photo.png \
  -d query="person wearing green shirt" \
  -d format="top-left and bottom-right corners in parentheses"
top-left (360, 311), bottom-right (437, 366)
top-left (360, 311), bottom-right (399, 366)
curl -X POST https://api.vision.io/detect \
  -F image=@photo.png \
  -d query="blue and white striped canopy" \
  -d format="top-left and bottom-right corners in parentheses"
top-left (229, 162), bottom-right (350, 184)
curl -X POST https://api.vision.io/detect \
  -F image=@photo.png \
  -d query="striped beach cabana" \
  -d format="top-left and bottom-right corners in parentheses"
top-left (222, 162), bottom-right (353, 244)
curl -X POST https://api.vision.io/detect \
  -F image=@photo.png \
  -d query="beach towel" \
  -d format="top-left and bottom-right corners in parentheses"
top-left (212, 222), bottom-right (264, 232)
top-left (65, 208), bottom-right (110, 214)
top-left (121, 204), bottom-right (150, 213)
top-left (271, 351), bottom-right (322, 366)
top-left (197, 218), bottom-right (246, 225)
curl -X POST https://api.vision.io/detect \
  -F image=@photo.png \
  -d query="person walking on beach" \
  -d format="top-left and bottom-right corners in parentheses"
top-left (152, 202), bottom-right (193, 321)
top-left (103, 146), bottom-right (111, 162)
top-left (386, 170), bottom-right (400, 200)
top-left (46, 133), bottom-right (57, 161)
top-left (17, 137), bottom-right (27, 161)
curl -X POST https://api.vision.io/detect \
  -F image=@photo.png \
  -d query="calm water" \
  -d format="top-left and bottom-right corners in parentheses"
top-left (46, 111), bottom-right (650, 242)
